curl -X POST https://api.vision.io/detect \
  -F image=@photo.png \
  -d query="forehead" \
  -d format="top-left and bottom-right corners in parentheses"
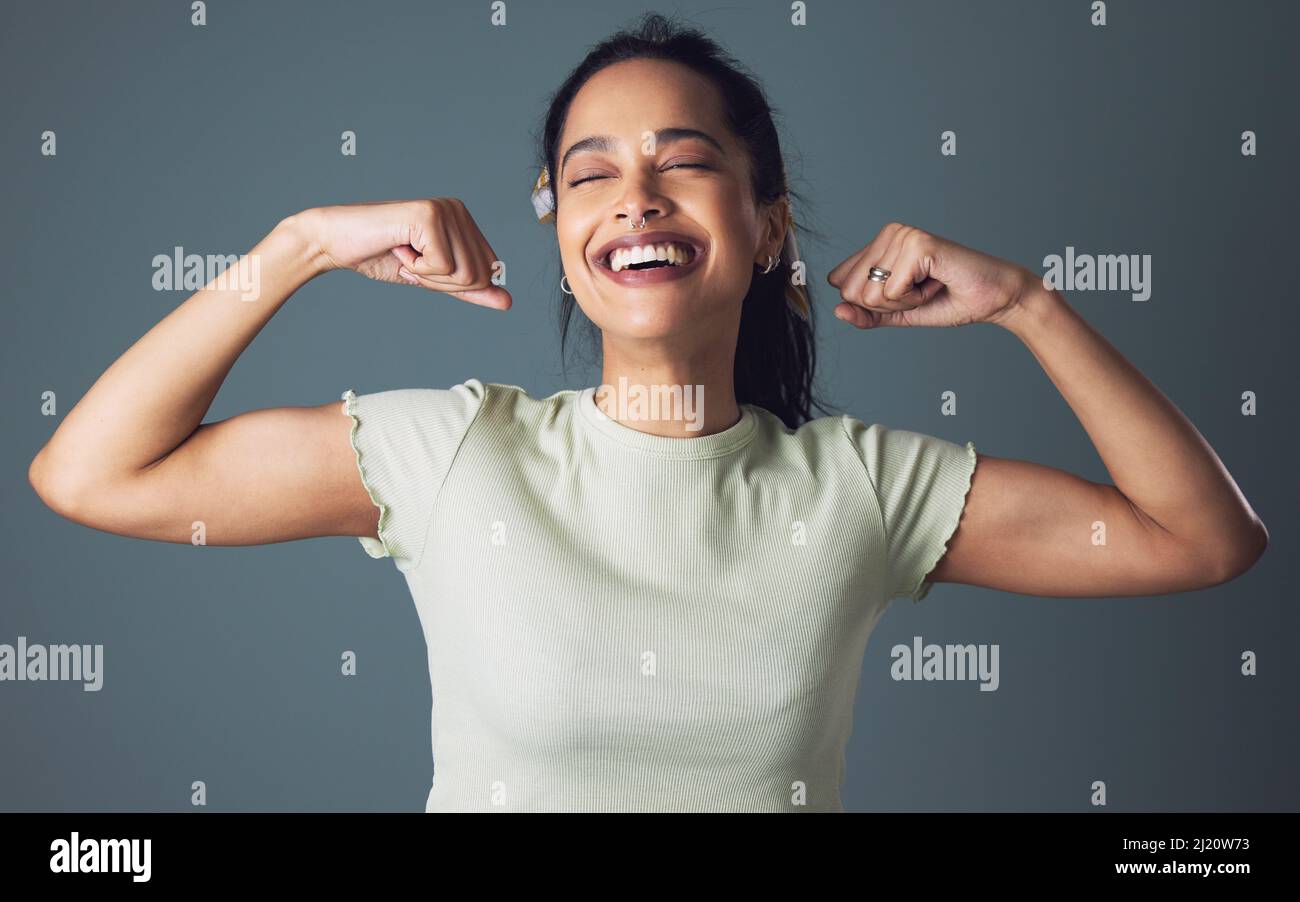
top-left (559, 58), bottom-right (729, 152)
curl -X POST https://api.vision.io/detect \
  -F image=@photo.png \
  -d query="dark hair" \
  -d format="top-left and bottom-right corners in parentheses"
top-left (534, 11), bottom-right (832, 429)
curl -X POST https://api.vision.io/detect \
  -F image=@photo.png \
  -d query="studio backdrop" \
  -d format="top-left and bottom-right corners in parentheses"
top-left (1, 0), bottom-right (1294, 811)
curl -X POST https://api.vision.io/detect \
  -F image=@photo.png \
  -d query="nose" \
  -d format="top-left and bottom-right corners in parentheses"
top-left (615, 172), bottom-right (669, 226)
top-left (619, 207), bottom-right (660, 228)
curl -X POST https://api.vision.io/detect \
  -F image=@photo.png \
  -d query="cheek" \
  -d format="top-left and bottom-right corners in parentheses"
top-left (702, 193), bottom-right (758, 262)
top-left (555, 222), bottom-right (593, 278)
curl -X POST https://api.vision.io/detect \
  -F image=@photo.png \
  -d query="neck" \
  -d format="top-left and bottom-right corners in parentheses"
top-left (596, 338), bottom-right (740, 438)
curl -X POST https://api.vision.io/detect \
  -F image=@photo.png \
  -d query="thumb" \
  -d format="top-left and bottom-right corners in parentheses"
top-left (867, 308), bottom-right (912, 328)
top-left (390, 245), bottom-right (419, 268)
top-left (449, 284), bottom-right (513, 311)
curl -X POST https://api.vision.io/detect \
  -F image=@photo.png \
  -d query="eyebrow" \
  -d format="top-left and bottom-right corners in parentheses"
top-left (559, 127), bottom-right (726, 178)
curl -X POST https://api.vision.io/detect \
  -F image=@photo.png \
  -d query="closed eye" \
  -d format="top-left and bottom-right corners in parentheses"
top-left (567, 162), bottom-right (710, 187)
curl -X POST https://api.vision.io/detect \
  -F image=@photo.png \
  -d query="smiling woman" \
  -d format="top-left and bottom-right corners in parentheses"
top-left (537, 22), bottom-right (823, 430)
top-left (27, 11), bottom-right (1267, 814)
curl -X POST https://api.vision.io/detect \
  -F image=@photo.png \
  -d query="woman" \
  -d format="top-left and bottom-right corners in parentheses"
top-left (27, 13), bottom-right (1266, 812)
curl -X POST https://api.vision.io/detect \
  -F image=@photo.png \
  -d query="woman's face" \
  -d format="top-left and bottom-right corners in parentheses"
top-left (554, 58), bottom-right (787, 346)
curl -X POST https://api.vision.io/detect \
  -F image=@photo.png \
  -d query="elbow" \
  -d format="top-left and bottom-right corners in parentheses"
top-left (28, 446), bottom-right (54, 504)
top-left (28, 447), bottom-right (90, 522)
top-left (1203, 519), bottom-right (1269, 586)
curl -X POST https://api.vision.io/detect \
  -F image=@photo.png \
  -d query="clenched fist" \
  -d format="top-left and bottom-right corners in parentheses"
top-left (301, 198), bottom-right (511, 310)
top-left (827, 222), bottom-right (1035, 329)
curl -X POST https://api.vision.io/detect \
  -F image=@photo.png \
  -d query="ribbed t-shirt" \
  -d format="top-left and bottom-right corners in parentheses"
top-left (339, 380), bottom-right (977, 812)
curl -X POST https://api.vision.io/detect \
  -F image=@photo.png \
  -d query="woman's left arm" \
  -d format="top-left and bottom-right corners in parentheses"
top-left (828, 222), bottom-right (1268, 597)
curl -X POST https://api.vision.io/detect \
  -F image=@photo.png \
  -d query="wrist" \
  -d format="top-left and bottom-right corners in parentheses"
top-left (994, 277), bottom-right (1067, 341)
top-left (272, 209), bottom-right (333, 281)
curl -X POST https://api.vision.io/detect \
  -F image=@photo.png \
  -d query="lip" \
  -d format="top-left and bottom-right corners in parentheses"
top-left (590, 229), bottom-right (708, 284)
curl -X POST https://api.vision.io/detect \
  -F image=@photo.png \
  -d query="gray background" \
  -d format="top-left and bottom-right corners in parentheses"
top-left (2, 0), bottom-right (1295, 811)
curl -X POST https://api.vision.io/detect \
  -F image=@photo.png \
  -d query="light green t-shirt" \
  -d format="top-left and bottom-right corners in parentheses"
top-left (340, 379), bottom-right (977, 812)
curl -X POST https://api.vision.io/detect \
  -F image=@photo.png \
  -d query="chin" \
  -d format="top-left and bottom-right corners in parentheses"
top-left (601, 309), bottom-right (695, 341)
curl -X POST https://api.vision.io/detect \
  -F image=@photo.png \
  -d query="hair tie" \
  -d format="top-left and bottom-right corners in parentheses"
top-left (531, 165), bottom-right (808, 322)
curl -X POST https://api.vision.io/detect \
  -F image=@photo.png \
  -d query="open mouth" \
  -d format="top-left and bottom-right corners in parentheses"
top-left (590, 230), bottom-right (707, 285)
top-left (604, 242), bottom-right (698, 272)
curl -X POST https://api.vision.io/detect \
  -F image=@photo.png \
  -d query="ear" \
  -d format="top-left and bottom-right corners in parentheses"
top-left (759, 195), bottom-right (791, 259)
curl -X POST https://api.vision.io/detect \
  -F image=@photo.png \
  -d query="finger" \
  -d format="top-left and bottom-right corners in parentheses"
top-left (881, 230), bottom-right (942, 307)
top-left (863, 225), bottom-right (940, 313)
top-left (834, 223), bottom-right (902, 307)
top-left (828, 221), bottom-right (901, 292)
top-left (843, 224), bottom-right (909, 312)
top-left (430, 203), bottom-right (496, 292)
top-left (449, 201), bottom-right (506, 292)
top-left (396, 264), bottom-right (440, 287)
top-left (395, 232), bottom-right (457, 289)
top-left (390, 244), bottom-right (419, 268)
top-left (404, 219), bottom-right (508, 307)
top-left (391, 200), bottom-right (506, 306)
top-left (395, 262), bottom-right (512, 310)
top-left (393, 234), bottom-right (444, 287)
top-left (829, 220), bottom-right (907, 289)
top-left (441, 204), bottom-right (483, 288)
top-left (826, 243), bottom-right (870, 289)
top-left (873, 235), bottom-right (935, 309)
top-left (384, 243), bottom-right (426, 285)
top-left (458, 208), bottom-right (503, 287)
top-left (833, 301), bottom-right (877, 329)
top-left (448, 285), bottom-right (514, 310)
top-left (407, 211), bottom-right (457, 280)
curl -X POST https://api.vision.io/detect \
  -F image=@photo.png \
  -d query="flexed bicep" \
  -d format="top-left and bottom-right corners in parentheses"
top-left (928, 455), bottom-right (1222, 597)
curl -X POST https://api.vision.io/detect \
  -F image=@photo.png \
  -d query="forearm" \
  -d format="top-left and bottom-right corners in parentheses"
top-left (998, 286), bottom-right (1267, 562)
top-left (32, 213), bottom-right (326, 492)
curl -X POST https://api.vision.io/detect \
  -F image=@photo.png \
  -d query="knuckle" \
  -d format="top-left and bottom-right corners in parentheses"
top-left (422, 252), bottom-right (453, 275)
top-left (452, 263), bottom-right (482, 287)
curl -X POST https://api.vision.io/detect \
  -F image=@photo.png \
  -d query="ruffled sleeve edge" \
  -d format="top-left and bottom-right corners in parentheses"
top-left (904, 440), bottom-right (979, 604)
top-left (340, 389), bottom-right (397, 562)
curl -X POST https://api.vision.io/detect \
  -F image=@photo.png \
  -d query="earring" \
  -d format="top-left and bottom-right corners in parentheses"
top-left (560, 275), bottom-right (573, 295)
top-left (761, 254), bottom-right (778, 274)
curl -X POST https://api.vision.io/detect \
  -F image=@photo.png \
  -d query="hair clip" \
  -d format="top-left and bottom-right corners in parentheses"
top-left (532, 166), bottom-right (556, 224)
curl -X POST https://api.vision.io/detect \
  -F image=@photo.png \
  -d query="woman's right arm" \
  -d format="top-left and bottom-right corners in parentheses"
top-left (27, 199), bottom-right (509, 547)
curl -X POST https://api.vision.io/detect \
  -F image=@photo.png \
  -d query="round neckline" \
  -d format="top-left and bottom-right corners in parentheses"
top-left (574, 386), bottom-right (757, 459)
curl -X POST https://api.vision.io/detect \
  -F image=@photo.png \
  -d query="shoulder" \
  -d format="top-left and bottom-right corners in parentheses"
top-left (738, 406), bottom-right (875, 484)
top-left (837, 414), bottom-right (976, 483)
top-left (744, 405), bottom-right (864, 459)
top-left (470, 380), bottom-right (583, 427)
top-left (746, 406), bottom-right (975, 498)
top-left (355, 377), bottom-right (486, 404)
top-left (341, 378), bottom-right (489, 445)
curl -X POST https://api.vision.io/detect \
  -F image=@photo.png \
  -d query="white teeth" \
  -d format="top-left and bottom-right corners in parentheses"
top-left (607, 242), bottom-right (694, 272)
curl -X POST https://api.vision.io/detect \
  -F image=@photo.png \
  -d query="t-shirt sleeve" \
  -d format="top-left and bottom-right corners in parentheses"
top-left (340, 379), bottom-right (486, 572)
top-left (841, 416), bottom-right (978, 603)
